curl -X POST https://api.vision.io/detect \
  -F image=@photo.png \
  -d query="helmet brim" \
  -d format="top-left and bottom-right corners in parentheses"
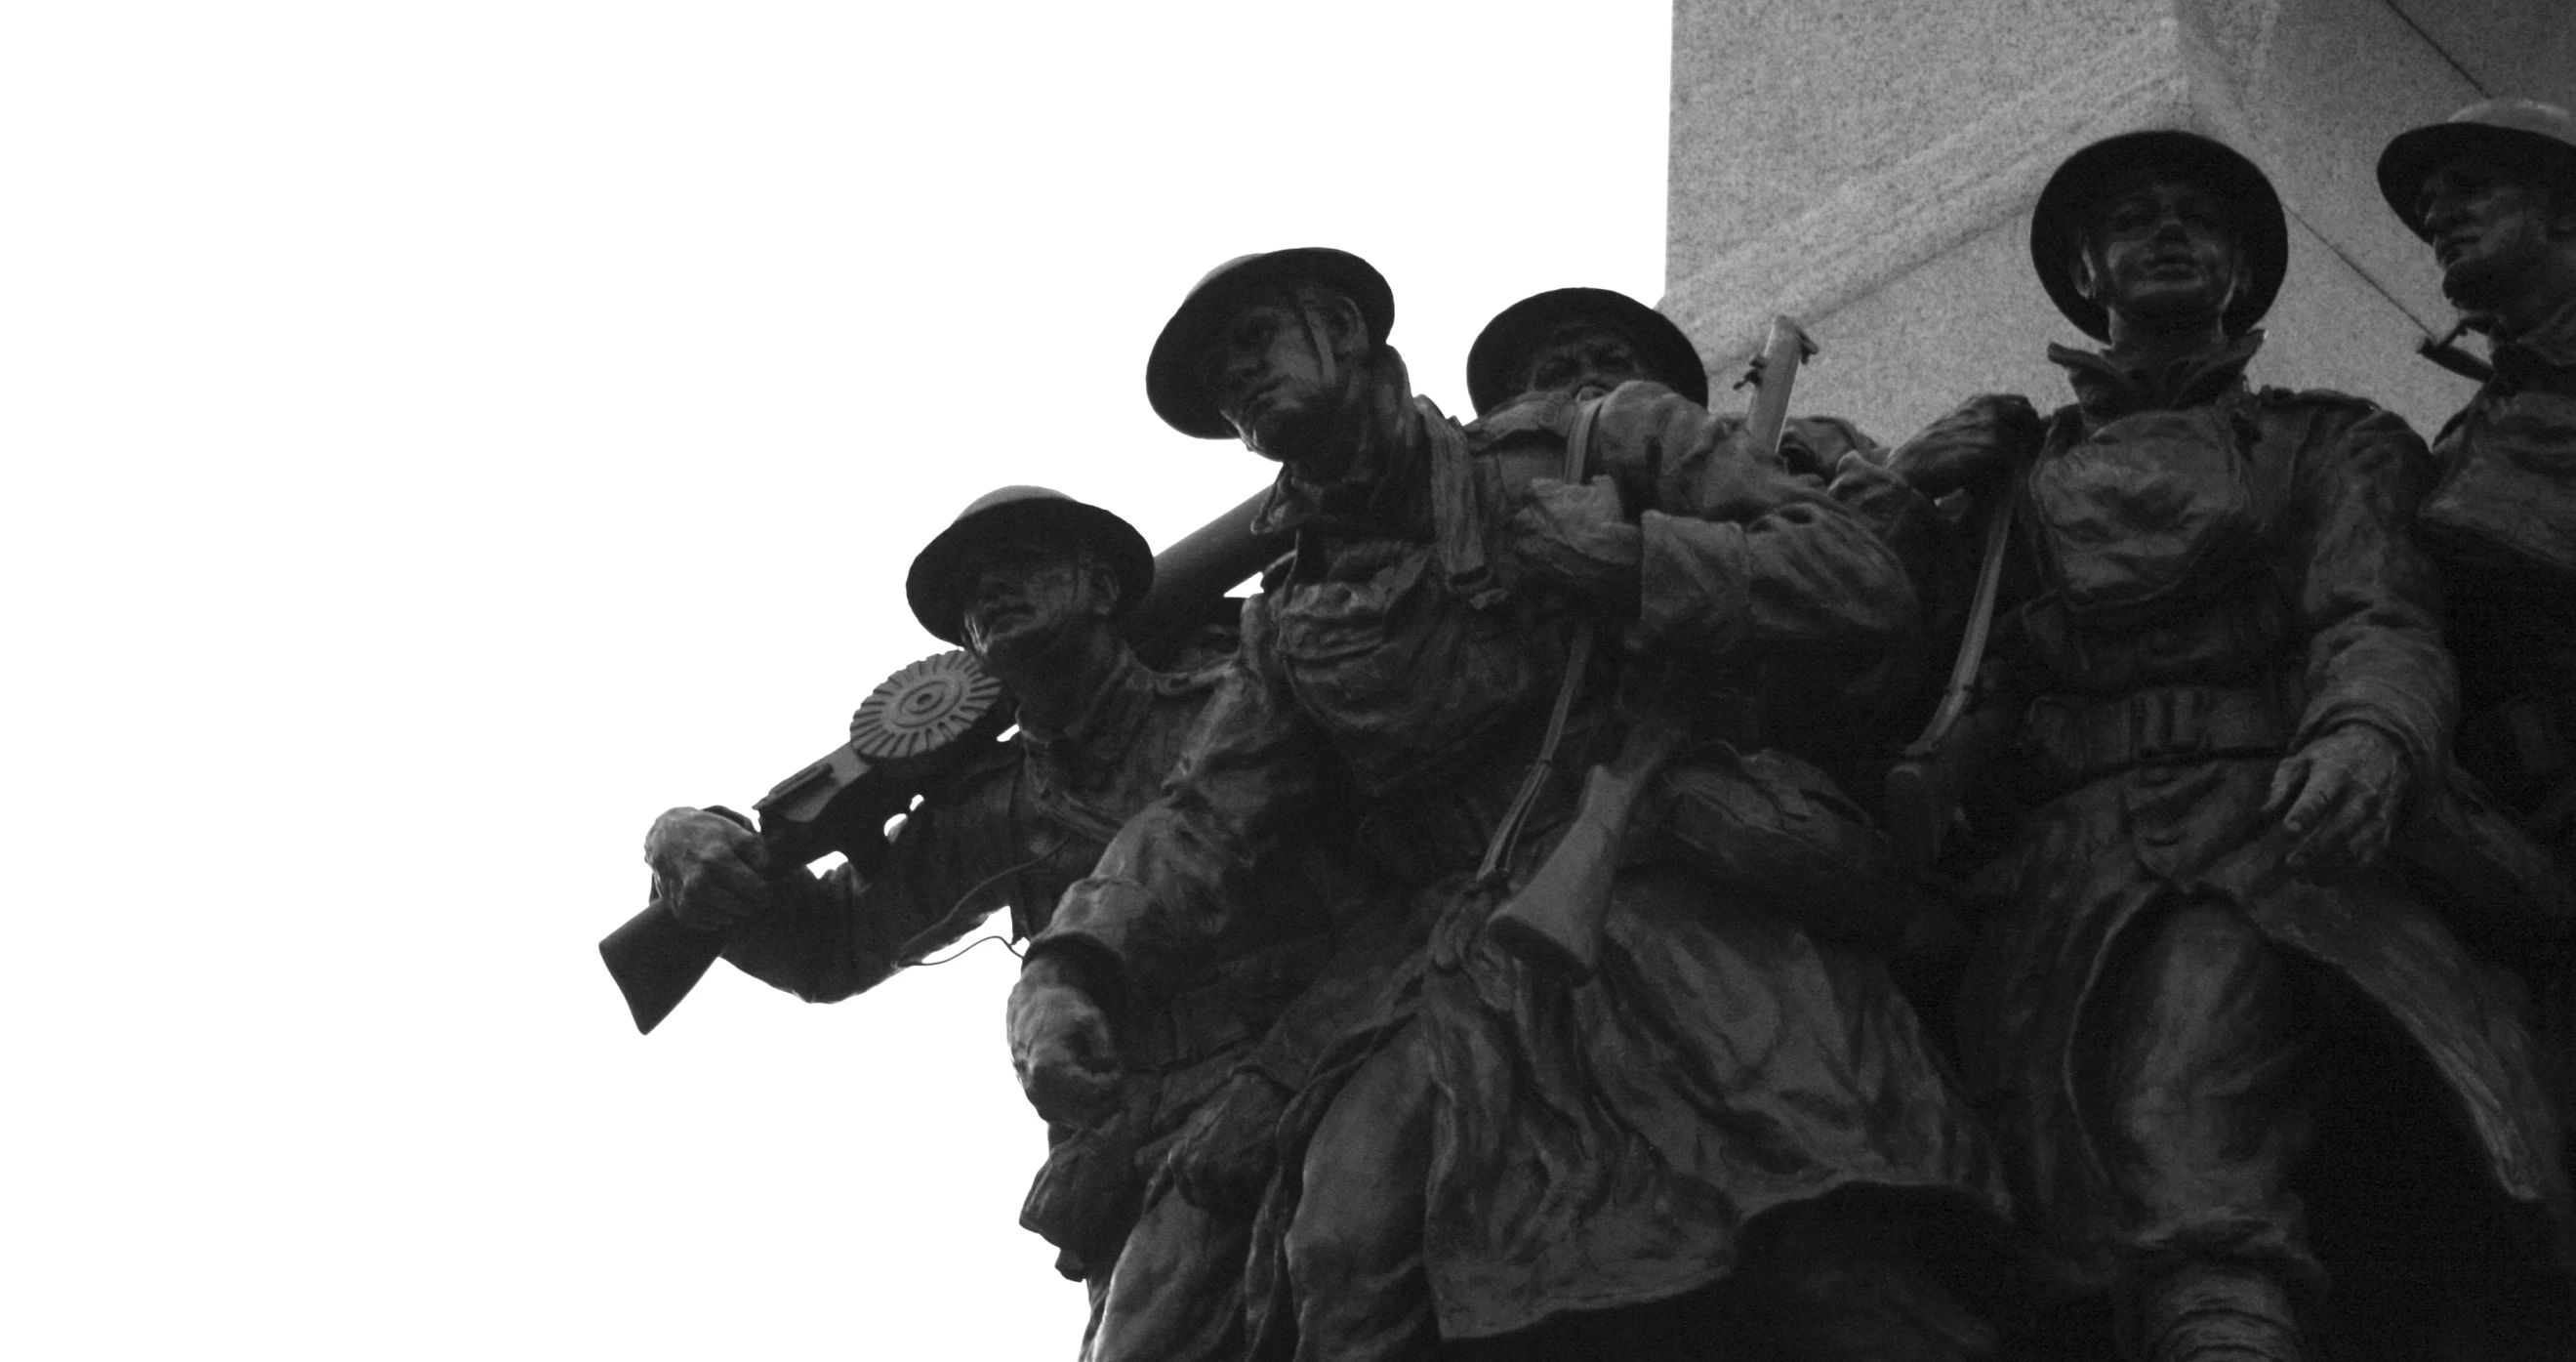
top-left (905, 496), bottom-right (1154, 645)
top-left (2028, 130), bottom-right (2287, 342)
top-left (1464, 287), bottom-right (1709, 415)
top-left (1145, 247), bottom-right (1394, 439)
top-left (2378, 121), bottom-right (2576, 239)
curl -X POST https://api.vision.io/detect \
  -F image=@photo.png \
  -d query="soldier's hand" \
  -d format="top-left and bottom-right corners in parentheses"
top-left (1008, 953), bottom-right (1121, 1127)
top-left (2264, 724), bottom-right (2411, 875)
top-left (1507, 475), bottom-right (1641, 601)
top-left (644, 807), bottom-right (771, 930)
top-left (1886, 394), bottom-right (2046, 500)
top-left (1167, 1068), bottom-right (1291, 1218)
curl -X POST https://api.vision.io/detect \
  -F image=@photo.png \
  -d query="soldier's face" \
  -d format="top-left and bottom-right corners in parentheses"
top-left (1521, 323), bottom-right (1649, 402)
top-left (2078, 177), bottom-right (2243, 329)
top-left (957, 540), bottom-right (1115, 672)
top-left (2419, 159), bottom-right (2563, 310)
top-left (1207, 294), bottom-right (1354, 471)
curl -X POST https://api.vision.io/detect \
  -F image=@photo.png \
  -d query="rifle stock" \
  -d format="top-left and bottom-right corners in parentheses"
top-left (1484, 716), bottom-right (1687, 979)
top-left (1882, 705), bottom-right (2016, 874)
top-left (599, 900), bottom-right (728, 1035)
top-left (602, 487), bottom-right (1287, 1034)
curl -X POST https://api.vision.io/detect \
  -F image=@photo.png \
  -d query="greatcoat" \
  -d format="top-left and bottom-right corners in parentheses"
top-left (1039, 382), bottom-right (2011, 1344)
top-left (1949, 333), bottom-right (2570, 1291)
top-left (692, 651), bottom-right (1342, 1356)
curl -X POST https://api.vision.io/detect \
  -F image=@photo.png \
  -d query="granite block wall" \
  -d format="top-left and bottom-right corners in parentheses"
top-left (1664, 0), bottom-right (2575, 443)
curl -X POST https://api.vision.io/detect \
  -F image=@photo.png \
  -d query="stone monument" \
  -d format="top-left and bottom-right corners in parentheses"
top-left (1663, 0), bottom-right (2576, 441)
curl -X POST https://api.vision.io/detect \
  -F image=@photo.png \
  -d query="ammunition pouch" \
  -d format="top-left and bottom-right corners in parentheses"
top-left (2422, 390), bottom-right (2576, 583)
top-left (2029, 404), bottom-right (2259, 617)
top-left (1352, 707), bottom-right (1595, 884)
top-left (1123, 935), bottom-right (1335, 1071)
top-left (1655, 743), bottom-right (1914, 949)
top-left (2020, 683), bottom-right (2294, 794)
top-left (1020, 1121), bottom-right (1141, 1280)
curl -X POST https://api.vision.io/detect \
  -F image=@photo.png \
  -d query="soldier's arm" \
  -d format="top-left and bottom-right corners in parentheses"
top-left (1583, 383), bottom-right (1925, 663)
top-left (1032, 598), bottom-right (1332, 1016)
top-left (716, 764), bottom-right (1029, 1003)
top-left (2253, 399), bottom-right (2456, 871)
top-left (2285, 400), bottom-right (2455, 770)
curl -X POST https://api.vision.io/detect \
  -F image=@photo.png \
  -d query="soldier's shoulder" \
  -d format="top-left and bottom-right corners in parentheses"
top-left (2247, 386), bottom-right (2433, 477)
top-left (1783, 413), bottom-right (1885, 458)
top-left (2248, 385), bottom-right (2426, 449)
top-left (2250, 384), bottom-right (2387, 418)
top-left (1464, 390), bottom-right (1574, 446)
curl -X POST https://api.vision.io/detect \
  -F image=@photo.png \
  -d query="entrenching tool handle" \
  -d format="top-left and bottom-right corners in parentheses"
top-left (1485, 715), bottom-right (1688, 981)
top-left (1740, 316), bottom-right (1818, 456)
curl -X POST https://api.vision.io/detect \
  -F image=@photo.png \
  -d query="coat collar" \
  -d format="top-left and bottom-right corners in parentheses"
top-left (1015, 648), bottom-right (1158, 793)
top-left (2489, 292), bottom-right (2576, 392)
top-left (2048, 329), bottom-right (2266, 423)
top-left (1248, 395), bottom-right (1445, 540)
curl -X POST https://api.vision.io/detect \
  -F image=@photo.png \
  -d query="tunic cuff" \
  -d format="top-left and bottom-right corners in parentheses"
top-left (1033, 875), bottom-right (1160, 1005)
top-left (1826, 455), bottom-right (1942, 579)
top-left (2295, 689), bottom-right (2438, 790)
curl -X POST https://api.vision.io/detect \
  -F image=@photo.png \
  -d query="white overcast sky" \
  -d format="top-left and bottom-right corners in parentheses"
top-left (2, 4), bottom-right (1668, 1357)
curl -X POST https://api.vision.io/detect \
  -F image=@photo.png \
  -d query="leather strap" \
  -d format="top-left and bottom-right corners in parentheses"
top-left (1477, 397), bottom-right (1605, 885)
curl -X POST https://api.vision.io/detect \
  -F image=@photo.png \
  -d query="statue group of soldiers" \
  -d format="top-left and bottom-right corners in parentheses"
top-left (637, 102), bottom-right (2576, 1362)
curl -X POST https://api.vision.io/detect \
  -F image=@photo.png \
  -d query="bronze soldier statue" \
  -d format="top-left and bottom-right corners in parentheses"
top-left (2378, 96), bottom-right (2576, 1335)
top-left (644, 487), bottom-right (1340, 1362)
top-left (1128, 286), bottom-right (1735, 1231)
top-left (1009, 253), bottom-right (2013, 1361)
top-left (1464, 284), bottom-right (1712, 413)
top-left (1462, 284), bottom-right (1878, 471)
top-left (2378, 102), bottom-right (2576, 867)
top-left (1889, 130), bottom-right (2574, 1361)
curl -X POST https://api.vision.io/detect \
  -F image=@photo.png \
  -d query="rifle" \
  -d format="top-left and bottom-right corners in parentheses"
top-left (1483, 317), bottom-right (1816, 980)
top-left (1880, 489), bottom-right (2019, 874)
top-left (599, 488), bottom-right (1288, 1034)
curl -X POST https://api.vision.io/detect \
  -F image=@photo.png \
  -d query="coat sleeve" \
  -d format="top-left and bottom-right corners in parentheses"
top-left (1584, 383), bottom-right (1924, 665)
top-left (1035, 598), bottom-right (1332, 1011)
top-left (2281, 400), bottom-right (2456, 779)
top-left (717, 768), bottom-right (1028, 1003)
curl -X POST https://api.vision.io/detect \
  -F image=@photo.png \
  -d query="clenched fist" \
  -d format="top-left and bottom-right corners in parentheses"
top-left (1886, 393), bottom-right (2047, 500)
top-left (644, 806), bottom-right (771, 931)
top-left (1007, 952), bottom-right (1121, 1127)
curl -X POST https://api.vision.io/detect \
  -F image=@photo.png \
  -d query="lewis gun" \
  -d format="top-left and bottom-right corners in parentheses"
top-left (599, 489), bottom-right (1287, 1033)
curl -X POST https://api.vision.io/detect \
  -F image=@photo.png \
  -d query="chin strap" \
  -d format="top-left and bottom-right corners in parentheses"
top-left (1298, 304), bottom-right (1340, 392)
top-left (1288, 299), bottom-right (1388, 482)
